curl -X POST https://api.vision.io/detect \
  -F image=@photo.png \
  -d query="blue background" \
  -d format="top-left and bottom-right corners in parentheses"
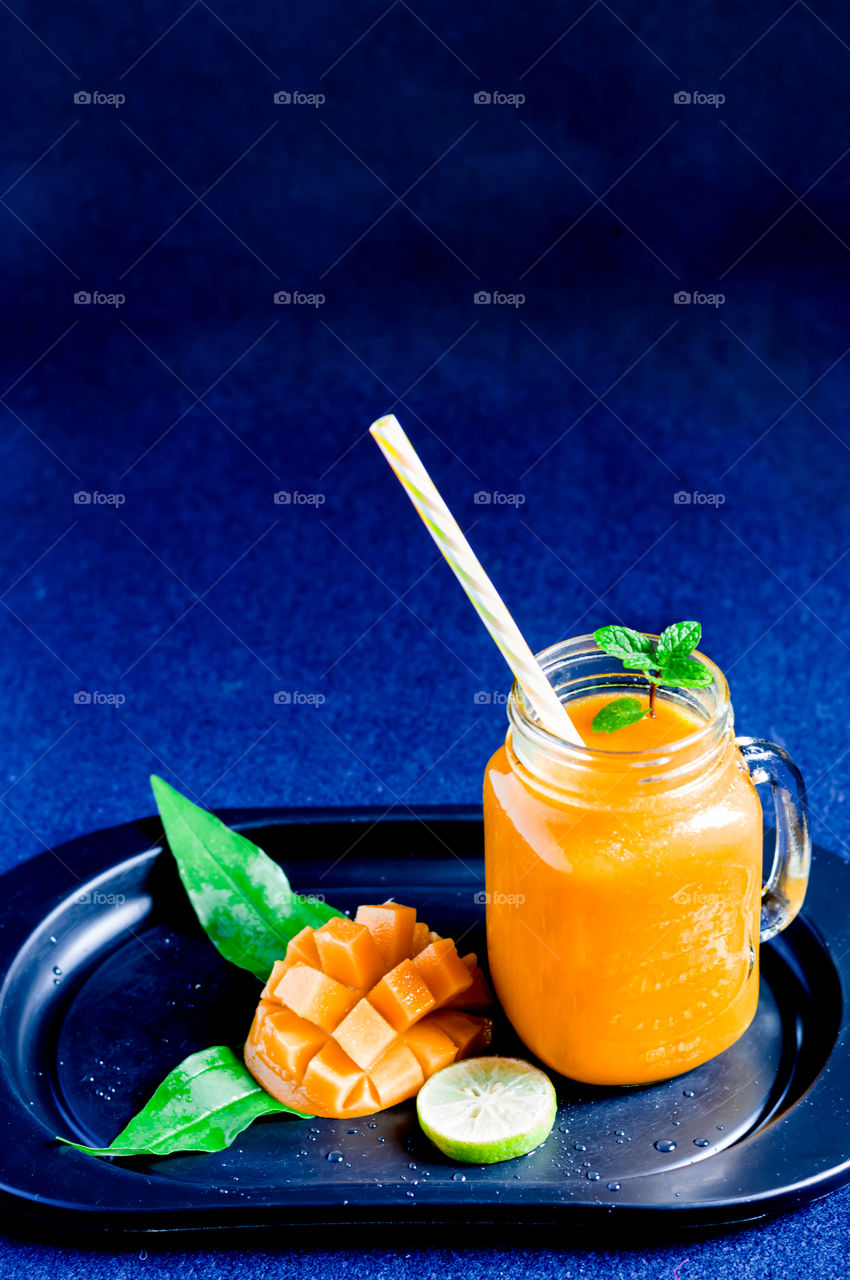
top-left (1, 0), bottom-right (850, 1275)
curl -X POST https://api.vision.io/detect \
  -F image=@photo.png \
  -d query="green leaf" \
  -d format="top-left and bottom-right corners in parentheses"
top-left (151, 775), bottom-right (344, 980)
top-left (659, 655), bottom-right (713, 688)
top-left (619, 653), bottom-right (657, 671)
top-left (56, 1046), bottom-right (309, 1159)
top-left (656, 620), bottom-right (701, 664)
top-left (593, 626), bottom-right (656, 664)
top-left (591, 697), bottom-right (650, 734)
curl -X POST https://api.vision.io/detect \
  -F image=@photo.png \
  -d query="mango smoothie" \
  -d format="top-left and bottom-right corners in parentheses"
top-left (484, 689), bottom-right (764, 1086)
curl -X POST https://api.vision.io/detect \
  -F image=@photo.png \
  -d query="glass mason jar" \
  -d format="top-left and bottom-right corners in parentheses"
top-left (482, 634), bottom-right (811, 1087)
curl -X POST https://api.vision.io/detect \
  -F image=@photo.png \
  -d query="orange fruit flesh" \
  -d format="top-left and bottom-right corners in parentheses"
top-left (244, 904), bottom-right (493, 1118)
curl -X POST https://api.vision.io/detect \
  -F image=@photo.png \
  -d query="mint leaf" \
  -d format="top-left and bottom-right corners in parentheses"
top-left (591, 697), bottom-right (649, 734)
top-left (657, 621), bottom-right (701, 664)
top-left (151, 776), bottom-right (344, 980)
top-left (57, 1046), bottom-right (308, 1159)
top-left (593, 626), bottom-right (655, 664)
top-left (660, 655), bottom-right (713, 688)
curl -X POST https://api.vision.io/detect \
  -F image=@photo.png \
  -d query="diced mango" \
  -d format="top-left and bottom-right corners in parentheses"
top-left (403, 1019), bottom-right (459, 1076)
top-left (369, 1043), bottom-right (425, 1108)
top-left (261, 958), bottom-right (290, 1001)
top-left (368, 959), bottom-right (436, 1032)
top-left (286, 925), bottom-right (321, 969)
top-left (276, 963), bottom-right (359, 1033)
top-left (355, 903), bottom-right (416, 969)
top-left (412, 938), bottom-right (473, 1005)
top-left (411, 921), bottom-right (431, 955)
top-left (313, 916), bottom-right (385, 989)
top-left (460, 952), bottom-right (477, 971)
top-left (443, 965), bottom-right (492, 1010)
top-left (333, 998), bottom-right (397, 1070)
top-left (302, 1040), bottom-right (371, 1114)
top-left (245, 901), bottom-right (493, 1119)
top-left (246, 998), bottom-right (275, 1053)
top-left (258, 1007), bottom-right (328, 1079)
top-left (430, 1009), bottom-right (493, 1055)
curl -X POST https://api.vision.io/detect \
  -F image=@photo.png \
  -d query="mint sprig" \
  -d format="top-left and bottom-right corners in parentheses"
top-left (591, 621), bottom-right (712, 734)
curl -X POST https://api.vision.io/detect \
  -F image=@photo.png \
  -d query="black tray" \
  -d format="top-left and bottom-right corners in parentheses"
top-left (0, 805), bottom-right (847, 1234)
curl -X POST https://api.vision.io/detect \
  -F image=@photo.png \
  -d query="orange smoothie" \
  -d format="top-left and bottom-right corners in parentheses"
top-left (483, 691), bottom-right (764, 1085)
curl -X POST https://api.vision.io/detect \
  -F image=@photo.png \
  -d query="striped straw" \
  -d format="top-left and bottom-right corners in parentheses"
top-left (368, 414), bottom-right (584, 746)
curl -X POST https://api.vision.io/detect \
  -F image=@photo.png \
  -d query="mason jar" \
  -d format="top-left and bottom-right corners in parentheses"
top-left (483, 634), bottom-right (810, 1086)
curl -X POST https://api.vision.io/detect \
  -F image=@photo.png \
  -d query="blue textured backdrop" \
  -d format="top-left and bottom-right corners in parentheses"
top-left (2, 0), bottom-right (850, 1275)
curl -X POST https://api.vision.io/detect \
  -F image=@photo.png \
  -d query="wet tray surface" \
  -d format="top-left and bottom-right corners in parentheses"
top-left (0, 806), bottom-right (847, 1232)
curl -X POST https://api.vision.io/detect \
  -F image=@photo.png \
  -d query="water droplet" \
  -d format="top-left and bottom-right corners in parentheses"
top-left (408, 1163), bottom-right (417, 1170)
top-left (574, 1142), bottom-right (586, 1152)
top-left (326, 1151), bottom-right (343, 1163)
top-left (406, 1191), bottom-right (415, 1197)
top-left (716, 1124), bottom-right (724, 1131)
top-left (139, 1249), bottom-right (148, 1260)
top-left (52, 966), bottom-right (62, 976)
top-left (654, 1140), bottom-right (677, 1152)
top-left (377, 1136), bottom-right (385, 1143)
top-left (614, 1129), bottom-right (625, 1137)
top-left (672, 1120), bottom-right (681, 1126)
top-left (583, 1160), bottom-right (591, 1167)
top-left (683, 1089), bottom-right (695, 1098)
top-left (53, 978), bottom-right (61, 986)
top-left (694, 1138), bottom-right (710, 1147)
top-left (607, 1182), bottom-right (621, 1192)
top-left (558, 1125), bottom-right (569, 1133)
top-left (49, 936), bottom-right (56, 944)
top-left (368, 1122), bottom-right (377, 1128)
top-left (616, 1138), bottom-right (625, 1144)
top-left (586, 1171), bottom-right (600, 1181)
top-left (310, 1127), bottom-right (320, 1133)
top-left (346, 1128), bottom-right (357, 1134)
top-left (451, 1172), bottom-right (466, 1182)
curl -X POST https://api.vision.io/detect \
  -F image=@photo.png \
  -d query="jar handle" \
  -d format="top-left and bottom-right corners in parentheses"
top-left (736, 737), bottom-right (811, 942)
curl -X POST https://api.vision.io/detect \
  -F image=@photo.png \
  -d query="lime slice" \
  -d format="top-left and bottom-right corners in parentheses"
top-left (416, 1057), bottom-right (557, 1165)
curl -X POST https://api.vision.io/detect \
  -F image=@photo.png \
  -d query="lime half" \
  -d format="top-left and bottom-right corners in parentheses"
top-left (416, 1057), bottom-right (557, 1165)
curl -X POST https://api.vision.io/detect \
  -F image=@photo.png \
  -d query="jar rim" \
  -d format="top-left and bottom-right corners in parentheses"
top-left (508, 632), bottom-right (732, 769)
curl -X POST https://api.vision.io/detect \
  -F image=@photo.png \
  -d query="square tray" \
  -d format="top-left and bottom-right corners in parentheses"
top-left (0, 806), bottom-right (848, 1233)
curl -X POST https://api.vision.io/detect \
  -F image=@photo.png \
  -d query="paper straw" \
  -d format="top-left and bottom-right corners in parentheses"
top-left (368, 414), bottom-right (584, 746)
